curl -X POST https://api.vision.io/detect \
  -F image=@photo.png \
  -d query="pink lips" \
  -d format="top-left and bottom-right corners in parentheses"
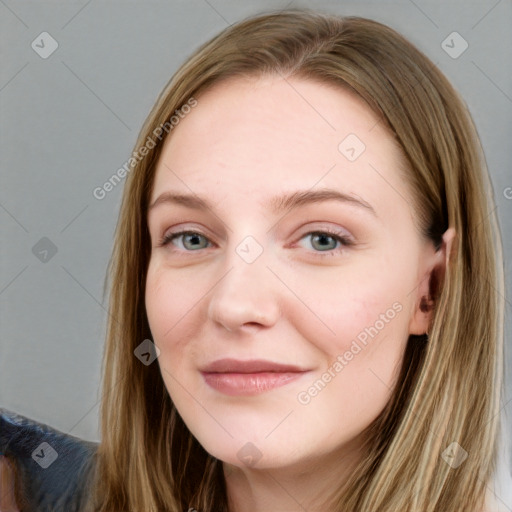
top-left (200, 358), bottom-right (309, 396)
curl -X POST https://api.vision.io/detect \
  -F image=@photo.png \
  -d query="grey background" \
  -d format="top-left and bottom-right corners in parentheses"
top-left (1, 0), bottom-right (511, 506)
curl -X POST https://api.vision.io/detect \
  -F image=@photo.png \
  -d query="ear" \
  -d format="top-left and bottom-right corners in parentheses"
top-left (408, 227), bottom-right (456, 335)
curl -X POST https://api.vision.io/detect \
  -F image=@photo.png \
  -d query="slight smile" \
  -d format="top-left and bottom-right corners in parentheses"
top-left (200, 358), bottom-right (311, 396)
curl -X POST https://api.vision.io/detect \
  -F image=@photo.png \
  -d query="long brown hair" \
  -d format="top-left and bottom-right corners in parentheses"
top-left (85, 9), bottom-right (505, 511)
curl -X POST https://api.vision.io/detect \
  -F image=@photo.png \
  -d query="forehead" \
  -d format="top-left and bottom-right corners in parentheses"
top-left (150, 76), bottom-right (410, 224)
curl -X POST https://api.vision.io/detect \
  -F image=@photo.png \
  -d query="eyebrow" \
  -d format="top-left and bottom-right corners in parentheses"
top-left (148, 188), bottom-right (377, 217)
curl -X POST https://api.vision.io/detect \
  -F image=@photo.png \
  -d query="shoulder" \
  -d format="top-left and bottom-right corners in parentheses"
top-left (0, 408), bottom-right (99, 512)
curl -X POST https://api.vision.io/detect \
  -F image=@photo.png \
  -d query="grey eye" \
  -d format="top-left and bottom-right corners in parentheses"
top-left (307, 232), bottom-right (339, 251)
top-left (180, 232), bottom-right (210, 250)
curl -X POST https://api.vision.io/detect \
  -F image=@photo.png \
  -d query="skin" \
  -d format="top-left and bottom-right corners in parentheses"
top-left (0, 456), bottom-right (19, 512)
top-left (145, 75), bottom-right (455, 511)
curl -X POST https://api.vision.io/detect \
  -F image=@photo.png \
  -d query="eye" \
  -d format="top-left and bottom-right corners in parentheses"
top-left (156, 228), bottom-right (353, 257)
top-left (158, 230), bottom-right (212, 251)
top-left (297, 229), bottom-right (354, 256)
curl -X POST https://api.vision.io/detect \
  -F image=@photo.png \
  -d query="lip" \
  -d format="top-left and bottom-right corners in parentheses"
top-left (200, 358), bottom-right (308, 373)
top-left (200, 358), bottom-right (310, 396)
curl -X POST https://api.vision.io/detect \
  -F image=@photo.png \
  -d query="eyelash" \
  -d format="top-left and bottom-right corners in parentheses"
top-left (157, 228), bottom-right (354, 258)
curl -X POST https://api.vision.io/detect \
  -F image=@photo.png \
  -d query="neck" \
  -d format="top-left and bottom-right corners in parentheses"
top-left (223, 436), bottom-right (364, 512)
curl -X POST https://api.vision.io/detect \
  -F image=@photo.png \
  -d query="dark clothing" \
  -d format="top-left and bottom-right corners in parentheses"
top-left (0, 408), bottom-right (98, 512)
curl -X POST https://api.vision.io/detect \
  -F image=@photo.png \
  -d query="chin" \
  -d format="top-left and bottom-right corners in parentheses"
top-left (189, 422), bottom-right (313, 471)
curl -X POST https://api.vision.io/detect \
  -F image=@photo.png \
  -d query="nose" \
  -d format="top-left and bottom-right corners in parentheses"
top-left (207, 243), bottom-right (281, 333)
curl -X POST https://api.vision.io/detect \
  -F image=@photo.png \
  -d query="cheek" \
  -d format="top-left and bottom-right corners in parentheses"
top-left (145, 265), bottom-right (206, 359)
top-left (278, 258), bottom-right (410, 368)
top-left (284, 256), bottom-right (413, 433)
top-left (289, 276), bottom-right (408, 437)
top-left (145, 265), bottom-right (211, 410)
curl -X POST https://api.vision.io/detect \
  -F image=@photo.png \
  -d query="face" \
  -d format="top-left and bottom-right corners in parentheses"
top-left (145, 75), bottom-right (438, 472)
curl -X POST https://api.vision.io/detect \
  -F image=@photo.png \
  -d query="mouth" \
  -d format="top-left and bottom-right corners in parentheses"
top-left (200, 358), bottom-right (311, 396)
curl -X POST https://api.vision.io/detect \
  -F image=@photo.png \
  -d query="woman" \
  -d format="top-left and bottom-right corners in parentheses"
top-left (1, 8), bottom-right (507, 512)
